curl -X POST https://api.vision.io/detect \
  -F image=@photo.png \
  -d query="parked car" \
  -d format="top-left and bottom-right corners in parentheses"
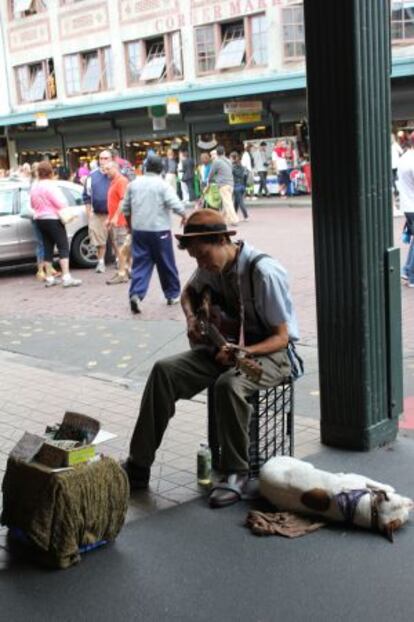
top-left (0, 179), bottom-right (98, 269)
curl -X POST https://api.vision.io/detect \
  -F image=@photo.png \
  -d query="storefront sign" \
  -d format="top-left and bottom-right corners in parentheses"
top-left (35, 113), bottom-right (48, 128)
top-left (166, 97), bottom-right (181, 115)
top-left (224, 101), bottom-right (263, 114)
top-left (191, 0), bottom-right (280, 26)
top-left (152, 117), bottom-right (167, 131)
top-left (228, 113), bottom-right (262, 125)
top-left (149, 105), bottom-right (167, 118)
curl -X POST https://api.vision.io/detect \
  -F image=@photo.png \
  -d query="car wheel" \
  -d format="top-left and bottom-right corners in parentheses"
top-left (70, 229), bottom-right (98, 268)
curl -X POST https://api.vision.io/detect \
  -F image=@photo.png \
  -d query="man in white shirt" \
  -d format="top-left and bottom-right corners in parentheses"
top-left (397, 131), bottom-right (414, 287)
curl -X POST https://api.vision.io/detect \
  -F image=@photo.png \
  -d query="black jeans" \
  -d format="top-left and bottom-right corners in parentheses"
top-left (233, 187), bottom-right (249, 219)
top-left (35, 219), bottom-right (69, 262)
top-left (257, 171), bottom-right (268, 196)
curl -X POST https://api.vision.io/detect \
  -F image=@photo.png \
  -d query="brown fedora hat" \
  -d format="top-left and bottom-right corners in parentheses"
top-left (175, 209), bottom-right (237, 241)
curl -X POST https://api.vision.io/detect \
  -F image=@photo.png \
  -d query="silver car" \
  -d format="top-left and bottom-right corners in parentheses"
top-left (0, 179), bottom-right (98, 269)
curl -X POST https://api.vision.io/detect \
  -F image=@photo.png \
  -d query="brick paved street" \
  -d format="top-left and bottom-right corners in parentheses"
top-left (0, 203), bottom-right (413, 531)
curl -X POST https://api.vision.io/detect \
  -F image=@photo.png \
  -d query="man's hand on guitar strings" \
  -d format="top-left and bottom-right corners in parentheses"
top-left (187, 315), bottom-right (204, 344)
top-left (215, 345), bottom-right (237, 367)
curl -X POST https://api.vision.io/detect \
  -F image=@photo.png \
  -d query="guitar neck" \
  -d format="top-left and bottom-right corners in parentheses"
top-left (199, 320), bottom-right (228, 348)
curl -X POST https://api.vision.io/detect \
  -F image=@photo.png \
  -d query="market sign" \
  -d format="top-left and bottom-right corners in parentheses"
top-left (224, 101), bottom-right (263, 115)
top-left (166, 96), bottom-right (181, 115)
top-left (148, 105), bottom-right (167, 131)
top-left (228, 112), bottom-right (262, 125)
top-left (35, 112), bottom-right (48, 128)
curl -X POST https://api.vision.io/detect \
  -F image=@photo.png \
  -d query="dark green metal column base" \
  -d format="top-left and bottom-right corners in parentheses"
top-left (321, 419), bottom-right (398, 451)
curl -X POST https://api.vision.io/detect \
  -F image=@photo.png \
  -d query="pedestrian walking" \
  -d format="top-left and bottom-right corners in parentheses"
top-left (178, 150), bottom-right (196, 201)
top-left (163, 149), bottom-right (178, 192)
top-left (230, 151), bottom-right (249, 221)
top-left (83, 150), bottom-right (112, 274)
top-left (254, 141), bottom-right (270, 197)
top-left (198, 152), bottom-right (212, 192)
top-left (391, 133), bottom-right (403, 210)
top-left (206, 145), bottom-right (238, 225)
top-left (398, 131), bottom-right (414, 288)
top-left (104, 161), bottom-right (131, 285)
top-left (272, 140), bottom-right (290, 198)
top-left (241, 144), bottom-right (255, 198)
top-left (121, 155), bottom-right (187, 314)
top-left (30, 161), bottom-right (81, 288)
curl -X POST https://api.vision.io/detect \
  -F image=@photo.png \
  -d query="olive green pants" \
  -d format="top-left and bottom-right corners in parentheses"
top-left (129, 348), bottom-right (291, 473)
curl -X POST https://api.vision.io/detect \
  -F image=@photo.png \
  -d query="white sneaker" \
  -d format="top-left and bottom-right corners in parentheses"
top-left (167, 297), bottom-right (180, 305)
top-left (95, 262), bottom-right (106, 274)
top-left (45, 277), bottom-right (60, 287)
top-left (63, 276), bottom-right (82, 288)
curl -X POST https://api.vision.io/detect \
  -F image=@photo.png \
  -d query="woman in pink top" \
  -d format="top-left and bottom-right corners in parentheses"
top-left (30, 161), bottom-right (81, 288)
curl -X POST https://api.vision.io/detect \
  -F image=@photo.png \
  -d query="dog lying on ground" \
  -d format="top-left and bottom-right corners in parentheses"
top-left (260, 457), bottom-right (413, 541)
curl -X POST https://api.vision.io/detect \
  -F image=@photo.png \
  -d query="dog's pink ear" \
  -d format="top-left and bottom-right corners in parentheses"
top-left (384, 519), bottom-right (402, 543)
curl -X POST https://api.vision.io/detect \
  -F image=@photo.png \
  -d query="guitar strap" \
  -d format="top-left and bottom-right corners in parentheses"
top-left (248, 253), bottom-right (271, 334)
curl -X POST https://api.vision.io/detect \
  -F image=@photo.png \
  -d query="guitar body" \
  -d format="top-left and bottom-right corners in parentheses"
top-left (189, 286), bottom-right (263, 382)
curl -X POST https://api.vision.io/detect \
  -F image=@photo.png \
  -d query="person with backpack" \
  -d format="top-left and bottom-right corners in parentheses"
top-left (122, 209), bottom-right (299, 509)
top-left (206, 145), bottom-right (238, 225)
top-left (230, 151), bottom-right (249, 221)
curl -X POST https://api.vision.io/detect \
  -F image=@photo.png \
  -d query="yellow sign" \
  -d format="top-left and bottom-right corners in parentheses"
top-left (228, 113), bottom-right (261, 125)
top-left (166, 96), bottom-right (180, 115)
top-left (35, 112), bottom-right (48, 128)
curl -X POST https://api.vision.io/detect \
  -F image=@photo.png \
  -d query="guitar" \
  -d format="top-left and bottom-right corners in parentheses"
top-left (192, 287), bottom-right (263, 383)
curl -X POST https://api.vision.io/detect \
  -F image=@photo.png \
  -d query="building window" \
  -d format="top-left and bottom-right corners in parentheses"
top-left (125, 32), bottom-right (183, 84)
top-left (10, 0), bottom-right (47, 19)
top-left (251, 14), bottom-right (268, 66)
top-left (64, 47), bottom-right (113, 95)
top-left (282, 4), bottom-right (305, 60)
top-left (126, 41), bottom-right (144, 84)
top-left (195, 26), bottom-right (216, 73)
top-left (391, 1), bottom-right (414, 41)
top-left (15, 59), bottom-right (56, 103)
top-left (195, 14), bottom-right (268, 75)
top-left (216, 21), bottom-right (246, 70)
top-left (140, 37), bottom-right (166, 81)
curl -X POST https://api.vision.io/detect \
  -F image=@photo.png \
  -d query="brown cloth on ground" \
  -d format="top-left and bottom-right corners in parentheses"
top-left (1, 456), bottom-right (129, 568)
top-left (246, 510), bottom-right (326, 538)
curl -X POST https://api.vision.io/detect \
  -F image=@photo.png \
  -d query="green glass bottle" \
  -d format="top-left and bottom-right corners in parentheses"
top-left (197, 443), bottom-right (212, 486)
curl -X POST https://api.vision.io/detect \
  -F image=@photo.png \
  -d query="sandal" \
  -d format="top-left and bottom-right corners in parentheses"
top-left (208, 473), bottom-right (249, 509)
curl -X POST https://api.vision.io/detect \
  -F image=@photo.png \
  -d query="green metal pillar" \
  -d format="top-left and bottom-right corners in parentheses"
top-left (303, 0), bottom-right (403, 449)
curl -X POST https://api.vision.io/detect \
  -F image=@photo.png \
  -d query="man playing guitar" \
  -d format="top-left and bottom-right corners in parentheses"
top-left (123, 209), bottom-right (299, 508)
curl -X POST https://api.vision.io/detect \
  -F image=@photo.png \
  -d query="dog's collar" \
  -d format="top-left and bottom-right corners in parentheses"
top-left (335, 488), bottom-right (389, 531)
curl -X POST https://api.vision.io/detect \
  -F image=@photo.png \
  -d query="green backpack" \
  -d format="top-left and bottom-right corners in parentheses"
top-left (203, 183), bottom-right (222, 210)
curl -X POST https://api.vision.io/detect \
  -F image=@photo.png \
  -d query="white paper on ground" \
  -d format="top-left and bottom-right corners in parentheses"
top-left (92, 430), bottom-right (117, 445)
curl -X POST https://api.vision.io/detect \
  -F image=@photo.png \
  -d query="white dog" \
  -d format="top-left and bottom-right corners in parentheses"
top-left (260, 457), bottom-right (413, 541)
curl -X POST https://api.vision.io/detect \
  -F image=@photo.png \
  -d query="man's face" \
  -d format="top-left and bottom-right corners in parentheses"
top-left (99, 151), bottom-right (112, 171)
top-left (105, 163), bottom-right (117, 179)
top-left (187, 238), bottom-right (227, 273)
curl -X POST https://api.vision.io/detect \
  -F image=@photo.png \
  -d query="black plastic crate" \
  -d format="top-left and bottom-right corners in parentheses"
top-left (207, 380), bottom-right (294, 477)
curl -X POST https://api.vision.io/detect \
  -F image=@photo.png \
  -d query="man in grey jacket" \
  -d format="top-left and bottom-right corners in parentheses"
top-left (122, 156), bottom-right (187, 313)
top-left (207, 145), bottom-right (238, 224)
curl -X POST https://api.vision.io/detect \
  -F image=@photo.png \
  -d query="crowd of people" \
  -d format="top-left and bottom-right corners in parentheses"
top-left (5, 145), bottom-right (266, 305)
